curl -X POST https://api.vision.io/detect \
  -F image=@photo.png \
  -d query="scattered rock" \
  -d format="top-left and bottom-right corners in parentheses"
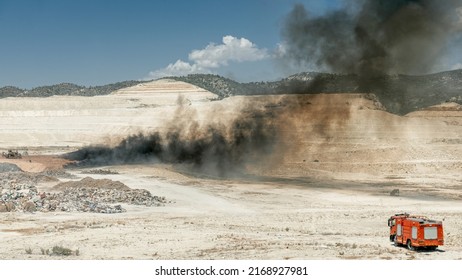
top-left (39, 170), bottom-right (76, 179)
top-left (82, 169), bottom-right (119, 175)
top-left (47, 200), bottom-right (59, 211)
top-left (53, 177), bottom-right (129, 191)
top-left (1, 200), bottom-right (19, 212)
top-left (23, 201), bottom-right (37, 212)
top-left (390, 189), bottom-right (400, 196)
top-left (5, 201), bottom-right (15, 212)
top-left (1, 171), bottom-right (60, 187)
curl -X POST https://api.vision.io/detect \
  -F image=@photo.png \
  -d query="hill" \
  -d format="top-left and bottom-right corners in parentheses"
top-left (0, 81), bottom-right (146, 98)
top-left (172, 70), bottom-right (462, 115)
top-left (2, 69), bottom-right (462, 115)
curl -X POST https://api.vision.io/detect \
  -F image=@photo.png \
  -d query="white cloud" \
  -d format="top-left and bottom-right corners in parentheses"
top-left (189, 35), bottom-right (269, 68)
top-left (145, 35), bottom-right (269, 80)
top-left (145, 60), bottom-right (207, 80)
top-left (451, 62), bottom-right (462, 70)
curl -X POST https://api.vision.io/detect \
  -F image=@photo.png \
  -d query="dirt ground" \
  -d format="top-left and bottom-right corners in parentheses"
top-left (0, 79), bottom-right (461, 260)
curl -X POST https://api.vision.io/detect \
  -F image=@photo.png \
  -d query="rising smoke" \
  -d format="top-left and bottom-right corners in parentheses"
top-left (282, 0), bottom-right (462, 91)
top-left (65, 98), bottom-right (281, 177)
top-left (66, 1), bottom-right (462, 174)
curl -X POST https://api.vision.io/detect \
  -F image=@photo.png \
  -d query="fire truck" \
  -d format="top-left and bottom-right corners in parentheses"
top-left (388, 213), bottom-right (444, 250)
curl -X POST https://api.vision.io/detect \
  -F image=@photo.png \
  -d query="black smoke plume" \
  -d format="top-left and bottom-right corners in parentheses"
top-left (282, 0), bottom-right (462, 92)
top-left (64, 102), bottom-right (280, 177)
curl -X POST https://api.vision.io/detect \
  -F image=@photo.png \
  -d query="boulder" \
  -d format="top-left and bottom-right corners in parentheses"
top-left (23, 201), bottom-right (37, 212)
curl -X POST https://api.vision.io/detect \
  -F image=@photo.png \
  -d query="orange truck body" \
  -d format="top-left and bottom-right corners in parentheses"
top-left (388, 213), bottom-right (444, 250)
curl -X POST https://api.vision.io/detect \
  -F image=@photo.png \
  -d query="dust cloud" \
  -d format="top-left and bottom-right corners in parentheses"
top-left (64, 97), bottom-right (281, 177)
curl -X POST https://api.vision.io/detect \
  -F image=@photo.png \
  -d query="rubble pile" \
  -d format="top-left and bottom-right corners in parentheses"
top-left (0, 183), bottom-right (41, 213)
top-left (0, 163), bottom-right (22, 173)
top-left (0, 177), bottom-right (166, 214)
top-left (39, 169), bottom-right (77, 179)
top-left (0, 171), bottom-right (59, 186)
top-left (53, 177), bottom-right (129, 191)
top-left (82, 169), bottom-right (119, 175)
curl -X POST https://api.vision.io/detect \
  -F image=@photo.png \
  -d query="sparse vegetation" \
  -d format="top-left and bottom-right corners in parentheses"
top-left (33, 246), bottom-right (79, 256)
top-left (51, 246), bottom-right (73, 256)
top-left (2, 70), bottom-right (462, 115)
top-left (171, 70), bottom-right (462, 115)
top-left (0, 81), bottom-right (145, 98)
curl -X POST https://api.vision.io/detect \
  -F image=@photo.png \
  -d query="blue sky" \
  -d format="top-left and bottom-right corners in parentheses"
top-left (0, 0), bottom-right (461, 88)
top-left (0, 0), bottom-right (343, 88)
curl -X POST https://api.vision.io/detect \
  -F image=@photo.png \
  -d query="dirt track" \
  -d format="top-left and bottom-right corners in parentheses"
top-left (1, 79), bottom-right (461, 259)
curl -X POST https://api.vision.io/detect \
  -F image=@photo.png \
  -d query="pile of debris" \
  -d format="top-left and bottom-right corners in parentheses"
top-left (0, 163), bottom-right (22, 173)
top-left (0, 170), bottom-right (60, 186)
top-left (2, 150), bottom-right (22, 159)
top-left (53, 177), bottom-right (129, 191)
top-left (82, 169), bottom-right (119, 175)
top-left (0, 177), bottom-right (166, 214)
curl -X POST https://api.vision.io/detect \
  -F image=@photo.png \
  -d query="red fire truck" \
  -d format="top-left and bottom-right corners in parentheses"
top-left (388, 213), bottom-right (444, 250)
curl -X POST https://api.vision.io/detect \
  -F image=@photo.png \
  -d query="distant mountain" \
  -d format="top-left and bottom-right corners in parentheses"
top-left (172, 70), bottom-right (462, 115)
top-left (0, 81), bottom-right (146, 98)
top-left (2, 69), bottom-right (462, 115)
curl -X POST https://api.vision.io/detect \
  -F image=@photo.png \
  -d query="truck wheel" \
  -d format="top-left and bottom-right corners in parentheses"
top-left (390, 235), bottom-right (395, 242)
top-left (407, 240), bottom-right (414, 251)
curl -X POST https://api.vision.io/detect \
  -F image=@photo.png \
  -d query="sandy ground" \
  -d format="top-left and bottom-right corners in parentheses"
top-left (0, 79), bottom-right (461, 260)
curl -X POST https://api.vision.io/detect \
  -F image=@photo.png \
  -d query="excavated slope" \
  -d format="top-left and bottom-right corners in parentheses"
top-left (1, 78), bottom-right (461, 181)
